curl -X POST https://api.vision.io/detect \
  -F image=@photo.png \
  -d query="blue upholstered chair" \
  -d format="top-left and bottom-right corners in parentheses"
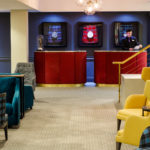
top-left (0, 93), bottom-right (8, 140)
top-left (0, 77), bottom-right (20, 127)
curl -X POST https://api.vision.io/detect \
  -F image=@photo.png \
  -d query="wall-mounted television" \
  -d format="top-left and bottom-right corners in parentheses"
top-left (114, 22), bottom-right (139, 47)
top-left (78, 22), bottom-right (103, 47)
top-left (42, 22), bottom-right (67, 47)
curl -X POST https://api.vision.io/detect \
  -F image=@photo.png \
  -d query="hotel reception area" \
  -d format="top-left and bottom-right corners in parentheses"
top-left (1, 0), bottom-right (150, 150)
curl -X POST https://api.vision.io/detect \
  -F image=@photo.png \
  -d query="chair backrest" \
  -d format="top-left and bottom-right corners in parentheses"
top-left (15, 62), bottom-right (35, 75)
top-left (0, 93), bottom-right (6, 126)
top-left (142, 67), bottom-right (150, 81)
top-left (15, 62), bottom-right (36, 84)
top-left (144, 80), bottom-right (150, 106)
top-left (0, 77), bottom-right (17, 103)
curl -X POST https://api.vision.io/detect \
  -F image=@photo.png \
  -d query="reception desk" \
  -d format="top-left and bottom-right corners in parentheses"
top-left (94, 51), bottom-right (147, 85)
top-left (34, 51), bottom-right (87, 86)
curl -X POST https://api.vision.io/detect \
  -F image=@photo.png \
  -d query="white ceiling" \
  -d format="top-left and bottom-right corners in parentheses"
top-left (38, 0), bottom-right (150, 12)
top-left (0, 0), bottom-right (150, 12)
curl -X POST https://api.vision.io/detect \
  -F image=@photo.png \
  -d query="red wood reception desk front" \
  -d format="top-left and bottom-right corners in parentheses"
top-left (34, 51), bottom-right (87, 87)
top-left (94, 51), bottom-right (147, 85)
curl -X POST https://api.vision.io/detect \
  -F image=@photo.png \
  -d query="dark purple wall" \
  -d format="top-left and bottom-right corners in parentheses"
top-left (29, 12), bottom-right (149, 57)
top-left (0, 13), bottom-right (10, 73)
top-left (29, 12), bottom-right (149, 81)
top-left (0, 12), bottom-right (149, 80)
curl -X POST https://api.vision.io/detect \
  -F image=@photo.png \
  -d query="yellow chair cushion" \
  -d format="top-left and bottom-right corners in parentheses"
top-left (117, 109), bottom-right (148, 120)
top-left (124, 94), bottom-right (146, 109)
top-left (141, 67), bottom-right (150, 81)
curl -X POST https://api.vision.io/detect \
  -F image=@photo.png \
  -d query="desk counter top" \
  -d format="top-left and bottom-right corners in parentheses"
top-left (94, 50), bottom-right (144, 52)
top-left (35, 50), bottom-right (86, 53)
top-left (121, 74), bottom-right (141, 79)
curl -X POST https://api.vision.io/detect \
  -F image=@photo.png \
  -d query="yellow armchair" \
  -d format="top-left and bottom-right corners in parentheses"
top-left (116, 115), bottom-right (150, 150)
top-left (117, 80), bottom-right (150, 130)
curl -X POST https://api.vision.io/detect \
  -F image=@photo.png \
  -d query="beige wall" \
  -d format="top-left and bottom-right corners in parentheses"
top-left (11, 10), bottom-right (29, 73)
top-left (120, 74), bottom-right (145, 107)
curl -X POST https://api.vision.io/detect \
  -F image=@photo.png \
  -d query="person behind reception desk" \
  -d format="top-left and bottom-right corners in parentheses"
top-left (121, 29), bottom-right (142, 51)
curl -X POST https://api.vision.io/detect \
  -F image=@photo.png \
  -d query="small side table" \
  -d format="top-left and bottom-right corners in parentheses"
top-left (142, 106), bottom-right (150, 116)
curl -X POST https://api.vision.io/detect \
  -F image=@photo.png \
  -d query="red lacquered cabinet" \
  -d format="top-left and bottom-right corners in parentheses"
top-left (94, 51), bottom-right (147, 84)
top-left (34, 51), bottom-right (87, 84)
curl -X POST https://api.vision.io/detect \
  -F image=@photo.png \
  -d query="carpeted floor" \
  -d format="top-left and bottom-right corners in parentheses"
top-left (0, 87), bottom-right (136, 150)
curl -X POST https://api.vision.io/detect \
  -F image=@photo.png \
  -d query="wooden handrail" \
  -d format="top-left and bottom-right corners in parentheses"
top-left (113, 44), bottom-right (150, 65)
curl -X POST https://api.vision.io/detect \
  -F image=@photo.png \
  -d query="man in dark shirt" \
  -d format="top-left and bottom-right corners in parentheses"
top-left (121, 29), bottom-right (142, 51)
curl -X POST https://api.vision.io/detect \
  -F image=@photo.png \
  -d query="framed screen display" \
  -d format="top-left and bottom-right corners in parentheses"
top-left (114, 22), bottom-right (139, 47)
top-left (78, 22), bottom-right (103, 47)
top-left (42, 22), bottom-right (67, 47)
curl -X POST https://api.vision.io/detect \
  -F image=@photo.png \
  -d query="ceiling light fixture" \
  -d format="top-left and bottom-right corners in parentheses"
top-left (77, 0), bottom-right (102, 15)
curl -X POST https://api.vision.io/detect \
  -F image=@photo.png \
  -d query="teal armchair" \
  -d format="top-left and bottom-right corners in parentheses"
top-left (0, 77), bottom-right (20, 127)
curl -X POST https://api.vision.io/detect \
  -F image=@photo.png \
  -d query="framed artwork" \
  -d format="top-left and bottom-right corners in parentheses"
top-left (42, 22), bottom-right (67, 47)
top-left (78, 22), bottom-right (103, 47)
top-left (114, 22), bottom-right (139, 47)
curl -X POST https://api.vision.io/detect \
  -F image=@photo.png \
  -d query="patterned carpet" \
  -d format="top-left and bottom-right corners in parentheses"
top-left (0, 87), bottom-right (136, 150)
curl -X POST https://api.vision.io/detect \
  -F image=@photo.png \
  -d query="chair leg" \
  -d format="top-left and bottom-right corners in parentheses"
top-left (117, 119), bottom-right (121, 131)
top-left (116, 142), bottom-right (122, 150)
top-left (4, 125), bottom-right (8, 140)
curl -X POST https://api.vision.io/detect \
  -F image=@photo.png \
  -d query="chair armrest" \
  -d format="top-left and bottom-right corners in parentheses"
top-left (124, 94), bottom-right (146, 109)
top-left (120, 115), bottom-right (150, 146)
top-left (31, 76), bottom-right (36, 91)
top-left (12, 79), bottom-right (20, 124)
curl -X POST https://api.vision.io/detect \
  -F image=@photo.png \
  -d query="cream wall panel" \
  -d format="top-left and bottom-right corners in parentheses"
top-left (120, 74), bottom-right (145, 108)
top-left (11, 10), bottom-right (28, 73)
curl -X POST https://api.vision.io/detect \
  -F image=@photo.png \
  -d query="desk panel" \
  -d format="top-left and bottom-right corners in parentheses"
top-left (136, 52), bottom-right (147, 73)
top-left (94, 51), bottom-right (147, 84)
top-left (60, 52), bottom-right (75, 84)
top-left (34, 51), bottom-right (87, 85)
top-left (34, 52), bottom-right (45, 83)
top-left (121, 52), bottom-right (137, 74)
top-left (45, 52), bottom-right (60, 84)
top-left (75, 52), bottom-right (87, 83)
top-left (106, 52), bottom-right (122, 84)
top-left (94, 52), bottom-right (106, 84)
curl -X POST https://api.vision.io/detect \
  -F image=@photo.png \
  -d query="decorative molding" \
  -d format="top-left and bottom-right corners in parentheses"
top-left (0, 57), bottom-right (10, 62)
top-left (29, 57), bottom-right (34, 62)
top-left (0, 57), bottom-right (34, 62)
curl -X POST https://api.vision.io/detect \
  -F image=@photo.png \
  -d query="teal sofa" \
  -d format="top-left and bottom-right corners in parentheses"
top-left (0, 77), bottom-right (20, 127)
